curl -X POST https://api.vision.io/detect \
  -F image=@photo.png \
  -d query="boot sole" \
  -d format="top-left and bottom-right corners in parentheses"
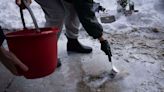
top-left (67, 49), bottom-right (92, 54)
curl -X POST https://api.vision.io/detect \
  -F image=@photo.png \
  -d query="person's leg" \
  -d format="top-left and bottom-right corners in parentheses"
top-left (72, 0), bottom-right (103, 39)
top-left (35, 0), bottom-right (65, 39)
top-left (62, 1), bottom-right (92, 53)
top-left (35, 0), bottom-right (65, 67)
top-left (62, 1), bottom-right (79, 39)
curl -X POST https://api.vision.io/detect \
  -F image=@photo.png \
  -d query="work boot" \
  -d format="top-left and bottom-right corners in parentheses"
top-left (67, 37), bottom-right (92, 53)
top-left (57, 58), bottom-right (62, 68)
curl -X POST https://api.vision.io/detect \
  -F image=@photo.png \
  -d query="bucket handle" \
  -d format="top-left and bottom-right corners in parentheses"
top-left (20, 0), bottom-right (40, 32)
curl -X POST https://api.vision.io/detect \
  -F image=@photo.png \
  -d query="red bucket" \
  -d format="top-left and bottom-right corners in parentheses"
top-left (6, 27), bottom-right (58, 79)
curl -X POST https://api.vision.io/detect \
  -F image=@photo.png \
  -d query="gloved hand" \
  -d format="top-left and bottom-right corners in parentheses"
top-left (117, 0), bottom-right (127, 8)
top-left (100, 40), bottom-right (112, 56)
top-left (98, 5), bottom-right (106, 12)
top-left (93, 2), bottom-right (106, 12)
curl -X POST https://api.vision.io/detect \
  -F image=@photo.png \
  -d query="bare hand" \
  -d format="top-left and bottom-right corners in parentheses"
top-left (0, 47), bottom-right (28, 75)
top-left (15, 0), bottom-right (32, 9)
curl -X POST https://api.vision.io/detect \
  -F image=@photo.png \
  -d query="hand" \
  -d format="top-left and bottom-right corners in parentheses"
top-left (100, 40), bottom-right (112, 56)
top-left (15, 0), bottom-right (32, 9)
top-left (98, 5), bottom-right (105, 12)
top-left (117, 0), bottom-right (127, 8)
top-left (93, 2), bottom-right (106, 12)
top-left (0, 47), bottom-right (28, 75)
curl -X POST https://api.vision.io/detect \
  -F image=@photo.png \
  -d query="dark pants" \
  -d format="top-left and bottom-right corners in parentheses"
top-left (71, 0), bottom-right (103, 39)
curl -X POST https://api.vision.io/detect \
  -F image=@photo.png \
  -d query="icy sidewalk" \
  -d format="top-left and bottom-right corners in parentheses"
top-left (0, 27), bottom-right (164, 92)
top-left (0, 0), bottom-right (164, 92)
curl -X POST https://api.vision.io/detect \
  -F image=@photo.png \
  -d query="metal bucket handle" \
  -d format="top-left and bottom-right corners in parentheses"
top-left (20, 0), bottom-right (40, 32)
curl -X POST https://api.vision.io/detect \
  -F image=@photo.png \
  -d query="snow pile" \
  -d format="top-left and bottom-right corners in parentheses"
top-left (0, 0), bottom-right (164, 33)
top-left (96, 0), bottom-right (164, 33)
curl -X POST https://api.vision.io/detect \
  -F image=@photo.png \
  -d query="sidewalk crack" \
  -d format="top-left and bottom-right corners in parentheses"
top-left (3, 77), bottom-right (15, 92)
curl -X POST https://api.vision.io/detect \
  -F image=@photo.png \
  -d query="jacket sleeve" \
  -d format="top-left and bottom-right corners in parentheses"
top-left (72, 0), bottom-right (103, 39)
top-left (0, 27), bottom-right (5, 46)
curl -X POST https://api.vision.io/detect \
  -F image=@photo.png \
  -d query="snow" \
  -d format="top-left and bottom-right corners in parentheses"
top-left (0, 0), bottom-right (164, 91)
top-left (1, 0), bottom-right (164, 32)
top-left (95, 0), bottom-right (164, 33)
top-left (0, 0), bottom-right (45, 29)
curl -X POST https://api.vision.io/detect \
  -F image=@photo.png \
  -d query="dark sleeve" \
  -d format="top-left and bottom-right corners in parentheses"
top-left (0, 26), bottom-right (5, 46)
top-left (72, 0), bottom-right (103, 39)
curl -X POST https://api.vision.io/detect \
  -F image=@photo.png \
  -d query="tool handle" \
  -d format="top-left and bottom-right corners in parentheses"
top-left (20, 8), bottom-right (26, 29)
top-left (107, 51), bottom-right (112, 62)
top-left (20, 0), bottom-right (40, 32)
